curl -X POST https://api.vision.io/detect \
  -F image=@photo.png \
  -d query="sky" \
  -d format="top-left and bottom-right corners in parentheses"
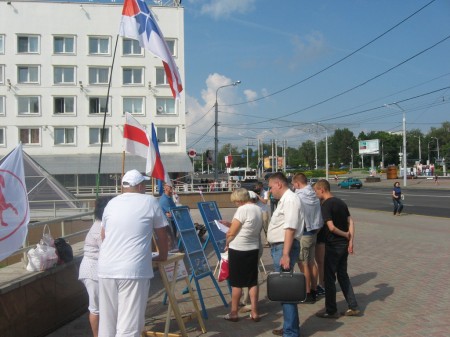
top-left (182, 0), bottom-right (450, 152)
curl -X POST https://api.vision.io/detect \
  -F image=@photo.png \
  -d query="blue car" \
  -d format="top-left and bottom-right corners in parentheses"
top-left (338, 178), bottom-right (363, 189)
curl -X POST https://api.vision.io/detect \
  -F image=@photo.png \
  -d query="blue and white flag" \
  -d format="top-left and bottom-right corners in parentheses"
top-left (0, 144), bottom-right (30, 262)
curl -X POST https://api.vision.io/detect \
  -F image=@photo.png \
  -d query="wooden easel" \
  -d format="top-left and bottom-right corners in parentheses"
top-left (142, 253), bottom-right (206, 337)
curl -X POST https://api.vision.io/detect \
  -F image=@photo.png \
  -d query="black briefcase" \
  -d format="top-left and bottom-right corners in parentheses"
top-left (267, 270), bottom-right (306, 303)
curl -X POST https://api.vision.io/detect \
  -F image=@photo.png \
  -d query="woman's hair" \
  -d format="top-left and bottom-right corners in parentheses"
top-left (230, 188), bottom-right (250, 203)
top-left (394, 182), bottom-right (400, 187)
top-left (94, 196), bottom-right (114, 220)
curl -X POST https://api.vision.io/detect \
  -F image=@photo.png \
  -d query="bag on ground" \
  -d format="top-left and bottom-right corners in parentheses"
top-left (218, 252), bottom-right (229, 282)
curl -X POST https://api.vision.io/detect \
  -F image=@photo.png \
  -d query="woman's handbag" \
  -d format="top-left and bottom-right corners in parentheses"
top-left (267, 269), bottom-right (306, 303)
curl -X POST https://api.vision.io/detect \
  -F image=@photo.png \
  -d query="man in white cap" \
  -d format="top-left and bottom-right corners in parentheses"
top-left (98, 169), bottom-right (169, 337)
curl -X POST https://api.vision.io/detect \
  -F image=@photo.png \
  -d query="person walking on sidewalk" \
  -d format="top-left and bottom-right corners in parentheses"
top-left (313, 179), bottom-right (360, 319)
top-left (392, 181), bottom-right (403, 216)
top-left (267, 173), bottom-right (305, 337)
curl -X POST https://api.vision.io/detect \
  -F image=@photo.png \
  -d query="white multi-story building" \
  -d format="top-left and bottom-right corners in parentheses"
top-left (0, 0), bottom-right (190, 190)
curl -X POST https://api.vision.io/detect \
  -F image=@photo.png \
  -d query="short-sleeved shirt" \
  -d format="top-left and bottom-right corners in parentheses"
top-left (267, 189), bottom-right (304, 243)
top-left (321, 197), bottom-right (350, 245)
top-left (229, 203), bottom-right (263, 251)
top-left (159, 193), bottom-right (176, 214)
top-left (98, 193), bottom-right (168, 279)
top-left (78, 219), bottom-right (102, 281)
top-left (256, 190), bottom-right (269, 213)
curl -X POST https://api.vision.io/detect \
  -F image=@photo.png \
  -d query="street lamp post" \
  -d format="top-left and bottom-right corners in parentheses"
top-left (431, 137), bottom-right (440, 163)
top-left (347, 146), bottom-right (353, 171)
top-left (214, 80), bottom-right (241, 182)
top-left (386, 103), bottom-right (407, 187)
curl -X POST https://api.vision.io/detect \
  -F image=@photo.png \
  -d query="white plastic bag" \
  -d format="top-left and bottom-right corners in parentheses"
top-left (26, 243), bottom-right (58, 271)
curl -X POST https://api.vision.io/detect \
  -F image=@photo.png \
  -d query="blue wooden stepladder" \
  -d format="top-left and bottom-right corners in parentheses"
top-left (170, 206), bottom-right (228, 319)
top-left (197, 201), bottom-right (232, 294)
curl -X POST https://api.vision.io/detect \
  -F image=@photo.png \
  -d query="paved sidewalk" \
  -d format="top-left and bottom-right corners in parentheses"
top-left (47, 207), bottom-right (450, 337)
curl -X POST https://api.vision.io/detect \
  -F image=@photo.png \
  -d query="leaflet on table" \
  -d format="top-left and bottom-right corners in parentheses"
top-left (214, 220), bottom-right (229, 233)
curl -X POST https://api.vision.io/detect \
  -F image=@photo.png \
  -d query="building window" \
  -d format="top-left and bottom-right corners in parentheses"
top-left (123, 97), bottom-right (144, 115)
top-left (0, 128), bottom-right (5, 146)
top-left (123, 38), bottom-right (142, 55)
top-left (156, 97), bottom-right (176, 115)
top-left (0, 35), bottom-right (4, 54)
top-left (0, 65), bottom-right (3, 84)
top-left (18, 65), bottom-right (39, 84)
top-left (53, 36), bottom-right (75, 54)
top-left (89, 36), bottom-right (110, 55)
top-left (89, 96), bottom-right (110, 114)
top-left (89, 67), bottom-right (109, 84)
top-left (89, 127), bottom-right (110, 145)
top-left (123, 67), bottom-right (143, 85)
top-left (156, 68), bottom-right (170, 86)
top-left (156, 127), bottom-right (177, 144)
top-left (19, 128), bottom-right (40, 145)
top-left (54, 66), bottom-right (75, 84)
top-left (54, 96), bottom-right (75, 115)
top-left (0, 96), bottom-right (5, 115)
top-left (18, 96), bottom-right (40, 115)
top-left (18, 35), bottom-right (39, 54)
top-left (54, 127), bottom-right (75, 145)
top-left (165, 39), bottom-right (176, 57)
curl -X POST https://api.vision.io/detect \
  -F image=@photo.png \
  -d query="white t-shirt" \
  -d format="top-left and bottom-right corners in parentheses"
top-left (267, 189), bottom-right (304, 243)
top-left (229, 203), bottom-right (263, 251)
top-left (98, 193), bottom-right (168, 279)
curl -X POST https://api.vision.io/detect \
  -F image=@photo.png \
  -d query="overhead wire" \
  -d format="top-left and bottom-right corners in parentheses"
top-left (222, 0), bottom-right (437, 107)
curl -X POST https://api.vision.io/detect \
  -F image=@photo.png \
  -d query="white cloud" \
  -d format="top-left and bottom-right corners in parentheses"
top-left (243, 89), bottom-right (258, 103)
top-left (194, 0), bottom-right (256, 19)
top-left (186, 73), bottom-right (242, 148)
top-left (288, 31), bottom-right (327, 69)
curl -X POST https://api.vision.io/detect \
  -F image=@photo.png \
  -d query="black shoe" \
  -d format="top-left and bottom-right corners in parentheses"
top-left (311, 289), bottom-right (317, 301)
top-left (301, 293), bottom-right (316, 304)
top-left (316, 310), bottom-right (340, 319)
top-left (316, 285), bottom-right (325, 297)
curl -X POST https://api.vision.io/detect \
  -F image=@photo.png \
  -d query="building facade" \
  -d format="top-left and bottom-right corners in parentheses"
top-left (0, 0), bottom-right (191, 190)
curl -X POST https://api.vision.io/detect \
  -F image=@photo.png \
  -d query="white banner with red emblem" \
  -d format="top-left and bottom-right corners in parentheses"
top-left (0, 144), bottom-right (30, 262)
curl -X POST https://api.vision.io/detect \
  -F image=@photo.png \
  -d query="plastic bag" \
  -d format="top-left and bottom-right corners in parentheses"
top-left (26, 243), bottom-right (58, 271)
top-left (218, 252), bottom-right (229, 282)
top-left (40, 224), bottom-right (54, 247)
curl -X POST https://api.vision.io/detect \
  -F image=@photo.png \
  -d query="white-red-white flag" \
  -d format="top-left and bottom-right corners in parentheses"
top-left (123, 113), bottom-right (168, 182)
top-left (0, 144), bottom-right (30, 262)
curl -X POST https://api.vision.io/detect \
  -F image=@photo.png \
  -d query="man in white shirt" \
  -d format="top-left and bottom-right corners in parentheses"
top-left (98, 169), bottom-right (169, 337)
top-left (267, 173), bottom-right (304, 337)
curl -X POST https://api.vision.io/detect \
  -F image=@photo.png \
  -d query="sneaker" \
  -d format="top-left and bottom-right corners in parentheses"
top-left (301, 293), bottom-right (316, 304)
top-left (316, 285), bottom-right (326, 297)
top-left (272, 328), bottom-right (283, 336)
top-left (316, 310), bottom-right (340, 319)
top-left (343, 308), bottom-right (360, 316)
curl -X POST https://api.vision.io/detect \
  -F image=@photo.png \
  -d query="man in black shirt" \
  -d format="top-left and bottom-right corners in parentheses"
top-left (313, 179), bottom-right (360, 318)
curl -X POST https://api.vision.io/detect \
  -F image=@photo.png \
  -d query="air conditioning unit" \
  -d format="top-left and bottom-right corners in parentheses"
top-left (157, 106), bottom-right (164, 113)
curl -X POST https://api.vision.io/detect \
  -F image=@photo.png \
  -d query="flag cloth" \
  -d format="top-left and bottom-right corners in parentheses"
top-left (120, 0), bottom-right (183, 99)
top-left (150, 123), bottom-right (170, 185)
top-left (0, 144), bottom-right (30, 262)
top-left (123, 113), bottom-right (167, 181)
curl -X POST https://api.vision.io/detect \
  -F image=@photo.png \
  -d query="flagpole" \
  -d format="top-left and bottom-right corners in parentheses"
top-left (96, 34), bottom-right (120, 199)
top-left (121, 150), bottom-right (125, 193)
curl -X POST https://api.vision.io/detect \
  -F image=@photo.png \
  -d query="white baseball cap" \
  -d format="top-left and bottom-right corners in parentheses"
top-left (122, 169), bottom-right (150, 187)
top-left (248, 191), bottom-right (258, 199)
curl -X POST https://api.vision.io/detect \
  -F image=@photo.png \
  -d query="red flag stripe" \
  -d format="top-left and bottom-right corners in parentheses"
top-left (124, 124), bottom-right (149, 146)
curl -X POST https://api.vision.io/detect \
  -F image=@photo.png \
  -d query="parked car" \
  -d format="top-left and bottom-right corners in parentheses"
top-left (338, 178), bottom-right (363, 189)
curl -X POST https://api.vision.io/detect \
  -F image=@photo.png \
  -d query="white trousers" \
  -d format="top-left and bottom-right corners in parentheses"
top-left (99, 278), bottom-right (151, 337)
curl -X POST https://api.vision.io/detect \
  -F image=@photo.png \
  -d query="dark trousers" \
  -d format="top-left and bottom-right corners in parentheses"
top-left (324, 242), bottom-right (358, 314)
top-left (393, 198), bottom-right (403, 214)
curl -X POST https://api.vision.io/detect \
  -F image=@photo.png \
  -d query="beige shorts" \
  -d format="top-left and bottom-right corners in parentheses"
top-left (299, 232), bottom-right (317, 264)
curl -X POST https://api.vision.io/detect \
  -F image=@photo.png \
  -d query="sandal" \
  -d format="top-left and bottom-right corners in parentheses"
top-left (223, 313), bottom-right (239, 322)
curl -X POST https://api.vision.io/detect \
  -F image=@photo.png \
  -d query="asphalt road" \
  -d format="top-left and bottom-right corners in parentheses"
top-left (333, 186), bottom-right (450, 218)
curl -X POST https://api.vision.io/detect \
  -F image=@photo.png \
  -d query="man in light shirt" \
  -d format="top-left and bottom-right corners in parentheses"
top-left (267, 172), bottom-right (304, 337)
